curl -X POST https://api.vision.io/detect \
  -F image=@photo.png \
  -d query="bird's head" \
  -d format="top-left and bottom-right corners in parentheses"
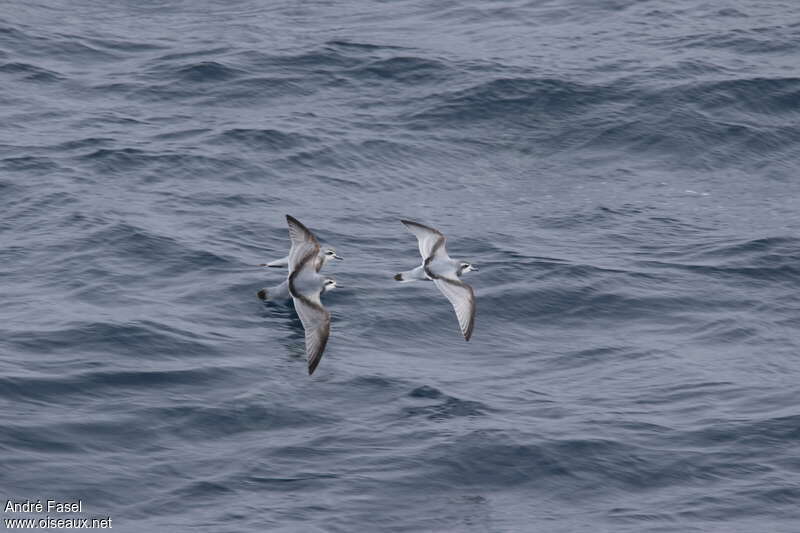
top-left (322, 248), bottom-right (343, 264)
top-left (322, 278), bottom-right (338, 293)
top-left (459, 262), bottom-right (478, 275)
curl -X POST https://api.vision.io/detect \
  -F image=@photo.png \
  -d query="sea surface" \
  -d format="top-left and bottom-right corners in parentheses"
top-left (2, 1), bottom-right (800, 531)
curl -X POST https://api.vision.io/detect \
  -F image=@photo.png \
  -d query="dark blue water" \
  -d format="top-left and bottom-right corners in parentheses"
top-left (2, 1), bottom-right (800, 531)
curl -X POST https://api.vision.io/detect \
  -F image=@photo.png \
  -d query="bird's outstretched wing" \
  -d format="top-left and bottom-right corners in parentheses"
top-left (288, 250), bottom-right (331, 374)
top-left (401, 219), bottom-right (447, 261)
top-left (286, 215), bottom-right (320, 272)
top-left (433, 277), bottom-right (476, 341)
top-left (293, 293), bottom-right (331, 375)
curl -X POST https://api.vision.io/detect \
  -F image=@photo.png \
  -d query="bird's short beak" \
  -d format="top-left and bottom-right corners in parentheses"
top-left (257, 263), bottom-right (267, 267)
top-left (472, 265), bottom-right (479, 271)
top-left (334, 254), bottom-right (343, 260)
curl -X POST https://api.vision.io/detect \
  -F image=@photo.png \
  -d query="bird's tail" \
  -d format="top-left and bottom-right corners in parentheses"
top-left (394, 269), bottom-right (420, 282)
top-left (265, 255), bottom-right (289, 268)
top-left (395, 265), bottom-right (428, 282)
top-left (257, 288), bottom-right (269, 300)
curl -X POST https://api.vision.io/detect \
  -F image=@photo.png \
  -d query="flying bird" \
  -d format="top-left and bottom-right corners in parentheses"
top-left (282, 215), bottom-right (338, 374)
top-left (257, 225), bottom-right (341, 301)
top-left (395, 219), bottom-right (477, 341)
top-left (261, 248), bottom-right (342, 270)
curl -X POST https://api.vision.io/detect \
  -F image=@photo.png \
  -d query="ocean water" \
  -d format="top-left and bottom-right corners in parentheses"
top-left (2, 1), bottom-right (800, 531)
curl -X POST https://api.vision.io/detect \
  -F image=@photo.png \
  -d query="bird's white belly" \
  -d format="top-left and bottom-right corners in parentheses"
top-left (427, 258), bottom-right (456, 278)
top-left (292, 271), bottom-right (322, 294)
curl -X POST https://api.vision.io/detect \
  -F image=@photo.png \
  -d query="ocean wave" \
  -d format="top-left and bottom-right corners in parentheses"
top-left (214, 128), bottom-right (316, 151)
top-left (152, 402), bottom-right (336, 439)
top-left (0, 366), bottom-right (231, 403)
top-left (349, 56), bottom-right (455, 84)
top-left (403, 385), bottom-right (490, 420)
top-left (0, 61), bottom-right (63, 82)
top-left (172, 61), bottom-right (246, 83)
top-left (3, 320), bottom-right (220, 358)
top-left (411, 77), bottom-right (621, 125)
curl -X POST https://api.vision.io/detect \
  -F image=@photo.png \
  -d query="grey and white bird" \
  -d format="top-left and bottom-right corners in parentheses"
top-left (395, 219), bottom-right (477, 341)
top-left (262, 248), bottom-right (342, 270)
top-left (281, 215), bottom-right (338, 374)
top-left (257, 223), bottom-right (342, 301)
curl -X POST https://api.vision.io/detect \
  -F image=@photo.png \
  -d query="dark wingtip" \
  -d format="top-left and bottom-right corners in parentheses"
top-left (308, 357), bottom-right (320, 375)
top-left (394, 273), bottom-right (403, 281)
top-left (465, 308), bottom-right (475, 341)
top-left (286, 215), bottom-right (317, 244)
top-left (286, 214), bottom-right (308, 231)
top-left (464, 314), bottom-right (475, 341)
top-left (257, 289), bottom-right (267, 300)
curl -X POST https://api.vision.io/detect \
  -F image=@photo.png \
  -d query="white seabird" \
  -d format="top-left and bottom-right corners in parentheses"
top-left (284, 215), bottom-right (338, 374)
top-left (258, 222), bottom-right (341, 301)
top-left (262, 248), bottom-right (342, 270)
top-left (395, 219), bottom-right (477, 341)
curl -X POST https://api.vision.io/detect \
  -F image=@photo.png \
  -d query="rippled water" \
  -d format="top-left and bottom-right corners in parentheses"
top-left (2, 1), bottom-right (800, 531)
